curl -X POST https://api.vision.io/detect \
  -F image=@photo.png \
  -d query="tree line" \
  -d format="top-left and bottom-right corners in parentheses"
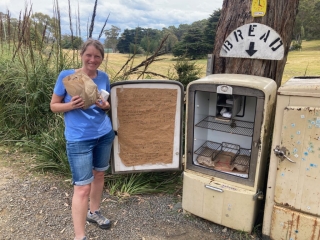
top-left (291, 0), bottom-right (320, 49)
top-left (102, 9), bottom-right (220, 60)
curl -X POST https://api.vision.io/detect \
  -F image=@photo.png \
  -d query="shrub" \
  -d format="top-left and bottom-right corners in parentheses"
top-left (173, 57), bottom-right (202, 89)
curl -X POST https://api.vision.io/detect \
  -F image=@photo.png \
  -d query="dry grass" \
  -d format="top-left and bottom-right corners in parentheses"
top-left (102, 53), bottom-right (207, 81)
top-left (101, 40), bottom-right (319, 84)
top-left (282, 40), bottom-right (320, 84)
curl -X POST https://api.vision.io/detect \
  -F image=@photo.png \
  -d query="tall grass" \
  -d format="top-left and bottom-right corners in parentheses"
top-left (0, 3), bottom-right (79, 139)
top-left (21, 116), bottom-right (71, 176)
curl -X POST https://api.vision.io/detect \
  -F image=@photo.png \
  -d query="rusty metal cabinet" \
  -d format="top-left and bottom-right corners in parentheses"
top-left (263, 77), bottom-right (320, 239)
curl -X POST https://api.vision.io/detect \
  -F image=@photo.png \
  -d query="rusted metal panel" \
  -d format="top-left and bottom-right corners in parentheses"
top-left (270, 205), bottom-right (320, 240)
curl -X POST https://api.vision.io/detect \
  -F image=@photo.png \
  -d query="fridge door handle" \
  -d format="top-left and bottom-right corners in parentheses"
top-left (273, 145), bottom-right (296, 163)
top-left (205, 185), bottom-right (224, 193)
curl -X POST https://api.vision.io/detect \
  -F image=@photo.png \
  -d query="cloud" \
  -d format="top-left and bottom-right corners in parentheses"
top-left (118, 0), bottom-right (153, 11)
top-left (0, 0), bottom-right (223, 38)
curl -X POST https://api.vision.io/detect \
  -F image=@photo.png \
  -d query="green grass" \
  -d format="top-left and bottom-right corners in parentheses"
top-left (282, 40), bottom-right (320, 84)
top-left (104, 171), bottom-right (182, 197)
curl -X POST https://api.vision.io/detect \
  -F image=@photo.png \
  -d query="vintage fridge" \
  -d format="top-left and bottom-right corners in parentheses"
top-left (109, 73), bottom-right (277, 232)
top-left (182, 74), bottom-right (277, 232)
top-left (262, 76), bottom-right (320, 240)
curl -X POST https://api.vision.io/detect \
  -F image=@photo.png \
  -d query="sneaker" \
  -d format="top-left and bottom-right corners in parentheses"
top-left (86, 210), bottom-right (111, 229)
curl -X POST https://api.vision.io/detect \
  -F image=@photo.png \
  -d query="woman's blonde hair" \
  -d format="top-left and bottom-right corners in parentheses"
top-left (80, 38), bottom-right (104, 59)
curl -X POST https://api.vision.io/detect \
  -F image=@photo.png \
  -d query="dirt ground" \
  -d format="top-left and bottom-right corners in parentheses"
top-left (0, 146), bottom-right (261, 240)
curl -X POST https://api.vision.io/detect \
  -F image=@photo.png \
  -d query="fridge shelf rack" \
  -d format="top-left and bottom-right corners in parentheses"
top-left (233, 148), bottom-right (251, 167)
top-left (195, 115), bottom-right (254, 137)
top-left (194, 141), bottom-right (221, 157)
top-left (195, 141), bottom-right (240, 161)
top-left (194, 141), bottom-right (251, 171)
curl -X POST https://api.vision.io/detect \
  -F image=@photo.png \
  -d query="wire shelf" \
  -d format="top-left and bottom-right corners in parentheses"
top-left (194, 141), bottom-right (251, 173)
top-left (232, 148), bottom-right (251, 166)
top-left (194, 141), bottom-right (221, 157)
top-left (194, 141), bottom-right (241, 161)
top-left (195, 115), bottom-right (254, 137)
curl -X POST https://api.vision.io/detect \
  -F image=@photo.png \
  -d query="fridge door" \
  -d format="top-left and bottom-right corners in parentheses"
top-left (110, 80), bottom-right (184, 174)
top-left (182, 171), bottom-right (260, 232)
top-left (272, 106), bottom-right (320, 215)
top-left (263, 95), bottom-right (320, 238)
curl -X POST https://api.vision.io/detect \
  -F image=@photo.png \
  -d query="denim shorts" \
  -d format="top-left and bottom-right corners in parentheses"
top-left (66, 130), bottom-right (115, 186)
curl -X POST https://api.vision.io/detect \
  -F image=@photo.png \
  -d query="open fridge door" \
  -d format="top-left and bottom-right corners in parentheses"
top-left (110, 80), bottom-right (184, 174)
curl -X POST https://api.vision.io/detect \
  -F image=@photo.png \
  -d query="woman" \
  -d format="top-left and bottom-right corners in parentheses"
top-left (50, 39), bottom-right (115, 240)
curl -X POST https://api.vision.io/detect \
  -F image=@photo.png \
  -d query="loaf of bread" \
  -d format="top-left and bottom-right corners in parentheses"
top-left (231, 155), bottom-right (250, 173)
top-left (197, 155), bottom-right (215, 167)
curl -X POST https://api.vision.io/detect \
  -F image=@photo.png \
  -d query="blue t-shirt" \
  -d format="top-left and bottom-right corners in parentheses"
top-left (53, 69), bottom-right (113, 141)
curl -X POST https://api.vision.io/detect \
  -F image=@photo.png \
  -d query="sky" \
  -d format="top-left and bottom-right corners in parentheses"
top-left (0, 0), bottom-right (223, 39)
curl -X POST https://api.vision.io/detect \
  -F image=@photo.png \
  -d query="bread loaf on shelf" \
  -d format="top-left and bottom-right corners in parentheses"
top-left (197, 155), bottom-right (215, 167)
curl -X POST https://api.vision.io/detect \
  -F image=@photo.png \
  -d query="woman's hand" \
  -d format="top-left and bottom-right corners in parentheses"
top-left (70, 96), bottom-right (85, 110)
top-left (95, 98), bottom-right (110, 111)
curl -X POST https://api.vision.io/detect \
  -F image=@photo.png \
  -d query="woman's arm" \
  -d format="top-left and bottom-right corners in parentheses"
top-left (50, 93), bottom-right (84, 113)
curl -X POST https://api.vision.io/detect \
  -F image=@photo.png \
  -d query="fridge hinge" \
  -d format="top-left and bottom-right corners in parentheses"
top-left (253, 140), bottom-right (261, 148)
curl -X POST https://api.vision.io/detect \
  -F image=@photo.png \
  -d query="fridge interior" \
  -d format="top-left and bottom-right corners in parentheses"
top-left (192, 90), bottom-right (257, 179)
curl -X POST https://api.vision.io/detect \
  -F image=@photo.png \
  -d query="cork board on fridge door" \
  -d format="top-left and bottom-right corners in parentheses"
top-left (116, 88), bottom-right (177, 167)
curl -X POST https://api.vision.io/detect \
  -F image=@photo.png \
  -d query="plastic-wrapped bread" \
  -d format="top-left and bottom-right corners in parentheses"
top-left (230, 155), bottom-right (250, 173)
top-left (220, 107), bottom-right (227, 115)
top-left (222, 111), bottom-right (232, 118)
top-left (197, 155), bottom-right (215, 167)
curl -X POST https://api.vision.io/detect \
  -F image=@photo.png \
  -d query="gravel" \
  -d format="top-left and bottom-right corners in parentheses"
top-left (0, 148), bottom-right (262, 240)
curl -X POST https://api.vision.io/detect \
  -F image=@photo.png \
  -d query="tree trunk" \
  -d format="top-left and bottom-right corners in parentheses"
top-left (213, 0), bottom-right (300, 87)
